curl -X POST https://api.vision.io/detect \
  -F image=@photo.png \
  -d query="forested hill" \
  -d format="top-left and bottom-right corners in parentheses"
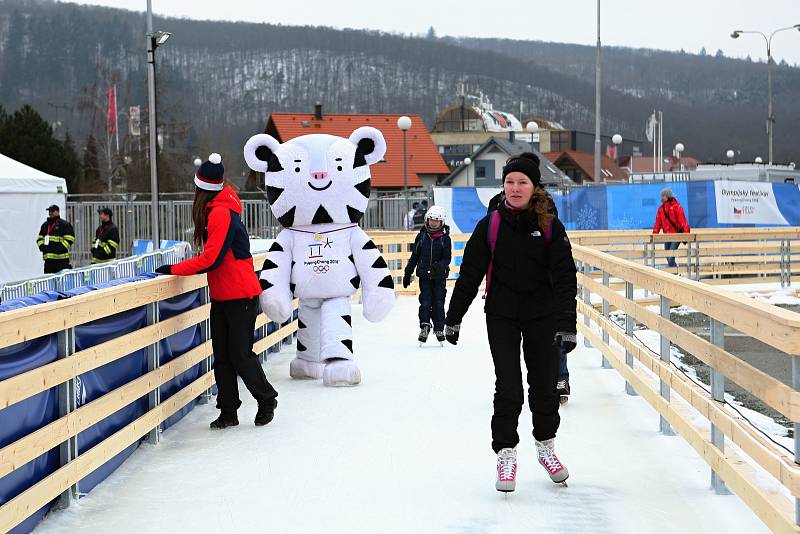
top-left (1, 0), bottom-right (797, 179)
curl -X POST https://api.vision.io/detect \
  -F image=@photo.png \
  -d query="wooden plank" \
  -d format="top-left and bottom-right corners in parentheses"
top-left (0, 341), bottom-right (211, 479)
top-left (0, 372), bottom-right (213, 534)
top-left (578, 273), bottom-right (800, 420)
top-left (573, 244), bottom-right (800, 355)
top-left (253, 322), bottom-right (299, 355)
top-left (579, 300), bottom-right (800, 496)
top-left (578, 324), bottom-right (798, 534)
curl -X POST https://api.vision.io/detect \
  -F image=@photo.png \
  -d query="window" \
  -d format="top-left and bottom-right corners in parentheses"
top-left (475, 166), bottom-right (486, 178)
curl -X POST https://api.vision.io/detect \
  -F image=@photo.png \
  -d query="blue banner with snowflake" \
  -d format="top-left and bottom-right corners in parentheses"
top-left (434, 181), bottom-right (800, 233)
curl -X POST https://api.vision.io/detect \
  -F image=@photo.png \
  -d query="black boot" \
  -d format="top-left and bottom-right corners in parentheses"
top-left (418, 323), bottom-right (431, 343)
top-left (255, 399), bottom-right (277, 426)
top-left (210, 412), bottom-right (239, 430)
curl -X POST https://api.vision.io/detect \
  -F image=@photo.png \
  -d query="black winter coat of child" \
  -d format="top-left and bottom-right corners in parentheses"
top-left (446, 204), bottom-right (577, 332)
top-left (405, 226), bottom-right (452, 280)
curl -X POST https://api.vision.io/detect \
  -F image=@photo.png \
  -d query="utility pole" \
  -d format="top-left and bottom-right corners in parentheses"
top-left (146, 0), bottom-right (160, 247)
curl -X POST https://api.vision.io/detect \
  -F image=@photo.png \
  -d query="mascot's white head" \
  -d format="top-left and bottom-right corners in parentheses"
top-left (243, 127), bottom-right (386, 227)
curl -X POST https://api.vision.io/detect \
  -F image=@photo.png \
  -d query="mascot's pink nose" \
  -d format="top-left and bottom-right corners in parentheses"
top-left (311, 172), bottom-right (329, 180)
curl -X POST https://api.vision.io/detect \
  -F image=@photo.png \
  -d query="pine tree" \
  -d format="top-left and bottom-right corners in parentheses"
top-left (82, 134), bottom-right (101, 188)
top-left (0, 105), bottom-right (75, 180)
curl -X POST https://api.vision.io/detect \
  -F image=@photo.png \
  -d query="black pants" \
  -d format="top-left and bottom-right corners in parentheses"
top-left (487, 314), bottom-right (560, 453)
top-left (210, 297), bottom-right (278, 415)
top-left (44, 259), bottom-right (72, 274)
top-left (418, 277), bottom-right (447, 330)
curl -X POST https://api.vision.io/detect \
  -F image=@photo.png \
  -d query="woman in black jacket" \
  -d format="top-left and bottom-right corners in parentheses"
top-left (403, 205), bottom-right (451, 344)
top-left (444, 152), bottom-right (577, 492)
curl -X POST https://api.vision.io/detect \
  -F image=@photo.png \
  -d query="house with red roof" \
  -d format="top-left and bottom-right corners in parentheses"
top-left (261, 105), bottom-right (450, 191)
top-left (541, 151), bottom-right (627, 183)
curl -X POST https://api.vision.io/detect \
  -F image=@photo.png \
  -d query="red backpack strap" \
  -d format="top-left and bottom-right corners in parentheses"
top-left (484, 210), bottom-right (502, 299)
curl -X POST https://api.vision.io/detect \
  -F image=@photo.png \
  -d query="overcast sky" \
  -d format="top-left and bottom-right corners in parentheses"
top-left (73, 0), bottom-right (800, 64)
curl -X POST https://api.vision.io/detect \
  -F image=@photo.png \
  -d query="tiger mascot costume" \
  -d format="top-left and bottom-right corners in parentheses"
top-left (244, 127), bottom-right (395, 386)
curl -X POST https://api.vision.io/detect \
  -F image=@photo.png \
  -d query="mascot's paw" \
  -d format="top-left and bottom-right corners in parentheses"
top-left (260, 290), bottom-right (293, 323)
top-left (322, 359), bottom-right (361, 387)
top-left (289, 358), bottom-right (325, 380)
top-left (362, 290), bottom-right (395, 323)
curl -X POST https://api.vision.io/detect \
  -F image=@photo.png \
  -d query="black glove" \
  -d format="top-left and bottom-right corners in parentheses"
top-left (155, 264), bottom-right (173, 275)
top-left (402, 273), bottom-right (412, 288)
top-left (554, 332), bottom-right (577, 354)
top-left (444, 323), bottom-right (460, 345)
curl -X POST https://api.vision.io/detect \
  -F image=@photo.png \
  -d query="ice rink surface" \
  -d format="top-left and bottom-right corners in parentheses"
top-left (36, 296), bottom-right (768, 534)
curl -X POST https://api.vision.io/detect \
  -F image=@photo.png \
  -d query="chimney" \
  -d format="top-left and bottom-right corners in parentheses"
top-left (314, 102), bottom-right (323, 120)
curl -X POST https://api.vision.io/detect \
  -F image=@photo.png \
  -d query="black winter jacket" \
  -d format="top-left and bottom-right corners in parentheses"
top-left (445, 204), bottom-right (577, 332)
top-left (91, 221), bottom-right (120, 263)
top-left (405, 226), bottom-right (452, 280)
top-left (37, 217), bottom-right (75, 262)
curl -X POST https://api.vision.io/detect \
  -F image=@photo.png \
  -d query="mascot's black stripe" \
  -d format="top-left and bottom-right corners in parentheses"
top-left (277, 207), bottom-right (295, 228)
top-left (350, 275), bottom-right (361, 289)
top-left (354, 179), bottom-right (371, 198)
top-left (312, 205), bottom-right (334, 224)
top-left (269, 241), bottom-right (284, 253)
top-left (266, 186), bottom-right (284, 205)
top-left (378, 275), bottom-right (394, 289)
top-left (341, 339), bottom-right (353, 353)
top-left (347, 205), bottom-right (364, 223)
top-left (371, 256), bottom-right (388, 269)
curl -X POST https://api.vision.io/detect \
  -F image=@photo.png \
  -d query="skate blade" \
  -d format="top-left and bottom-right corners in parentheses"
top-left (495, 485), bottom-right (516, 493)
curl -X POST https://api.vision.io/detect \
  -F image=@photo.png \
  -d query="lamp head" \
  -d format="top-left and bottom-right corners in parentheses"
top-left (730, 31), bottom-right (741, 39)
top-left (526, 121), bottom-right (539, 133)
top-left (463, 157), bottom-right (472, 166)
top-left (612, 134), bottom-right (623, 145)
top-left (151, 31), bottom-right (172, 48)
top-left (675, 142), bottom-right (685, 153)
top-left (397, 116), bottom-right (412, 131)
top-left (726, 149), bottom-right (735, 159)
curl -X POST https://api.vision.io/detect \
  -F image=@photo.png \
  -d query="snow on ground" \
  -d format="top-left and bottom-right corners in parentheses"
top-left (35, 297), bottom-right (768, 534)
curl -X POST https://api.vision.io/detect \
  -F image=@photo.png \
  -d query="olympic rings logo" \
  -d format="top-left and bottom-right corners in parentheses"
top-left (313, 265), bottom-right (330, 274)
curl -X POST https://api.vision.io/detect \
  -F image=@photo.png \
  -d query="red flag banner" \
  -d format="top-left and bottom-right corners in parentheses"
top-left (106, 86), bottom-right (117, 135)
top-left (605, 144), bottom-right (618, 160)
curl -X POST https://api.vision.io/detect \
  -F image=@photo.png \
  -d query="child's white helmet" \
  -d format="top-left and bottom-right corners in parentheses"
top-left (425, 205), bottom-right (446, 222)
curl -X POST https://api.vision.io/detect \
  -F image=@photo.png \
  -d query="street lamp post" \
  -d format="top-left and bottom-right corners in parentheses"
top-left (594, 0), bottom-right (602, 189)
top-left (463, 157), bottom-right (472, 186)
top-left (731, 24), bottom-right (800, 164)
top-left (611, 133), bottom-right (622, 178)
top-left (397, 116), bottom-right (412, 221)
top-left (526, 121), bottom-right (539, 153)
top-left (146, 0), bottom-right (171, 248)
top-left (674, 142), bottom-right (685, 172)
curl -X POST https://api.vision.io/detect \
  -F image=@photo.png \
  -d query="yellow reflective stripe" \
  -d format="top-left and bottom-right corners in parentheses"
top-left (44, 253), bottom-right (70, 260)
top-left (36, 236), bottom-right (45, 244)
top-left (91, 257), bottom-right (113, 264)
top-left (63, 234), bottom-right (75, 242)
top-left (102, 244), bottom-right (112, 254)
top-left (107, 240), bottom-right (119, 248)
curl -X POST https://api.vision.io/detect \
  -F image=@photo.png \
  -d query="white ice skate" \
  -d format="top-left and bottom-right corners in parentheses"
top-left (495, 447), bottom-right (517, 492)
top-left (536, 439), bottom-right (569, 485)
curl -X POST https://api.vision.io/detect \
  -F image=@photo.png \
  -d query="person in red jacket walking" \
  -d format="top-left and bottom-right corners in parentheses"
top-left (653, 188), bottom-right (690, 268)
top-left (156, 153), bottom-right (277, 429)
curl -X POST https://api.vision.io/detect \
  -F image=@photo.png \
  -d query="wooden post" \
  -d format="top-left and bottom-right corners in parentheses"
top-left (582, 262), bottom-right (592, 348)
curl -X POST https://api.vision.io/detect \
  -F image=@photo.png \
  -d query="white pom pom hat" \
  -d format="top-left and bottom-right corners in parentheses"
top-left (194, 153), bottom-right (225, 191)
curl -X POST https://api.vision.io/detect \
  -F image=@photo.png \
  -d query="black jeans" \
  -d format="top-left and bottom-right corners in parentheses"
top-left (418, 277), bottom-right (447, 331)
top-left (487, 314), bottom-right (560, 452)
top-left (210, 297), bottom-right (278, 415)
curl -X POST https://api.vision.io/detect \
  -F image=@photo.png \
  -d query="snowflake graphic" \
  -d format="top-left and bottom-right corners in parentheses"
top-left (576, 205), bottom-right (599, 230)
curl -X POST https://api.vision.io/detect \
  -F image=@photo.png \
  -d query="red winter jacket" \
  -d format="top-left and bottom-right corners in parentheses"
top-left (171, 186), bottom-right (261, 301)
top-left (653, 198), bottom-right (690, 235)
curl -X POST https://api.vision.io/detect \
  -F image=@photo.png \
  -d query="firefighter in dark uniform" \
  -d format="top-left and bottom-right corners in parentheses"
top-left (91, 207), bottom-right (120, 264)
top-left (37, 204), bottom-right (75, 274)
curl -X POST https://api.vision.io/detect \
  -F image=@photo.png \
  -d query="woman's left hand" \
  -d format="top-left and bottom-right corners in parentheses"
top-left (554, 332), bottom-right (577, 354)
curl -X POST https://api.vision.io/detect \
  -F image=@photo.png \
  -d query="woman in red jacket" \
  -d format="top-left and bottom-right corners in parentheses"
top-left (653, 188), bottom-right (690, 268)
top-left (156, 154), bottom-right (277, 429)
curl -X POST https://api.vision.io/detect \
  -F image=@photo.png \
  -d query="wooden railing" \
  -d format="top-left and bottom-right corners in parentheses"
top-left (573, 243), bottom-right (800, 533)
top-left (570, 227), bottom-right (800, 285)
top-left (0, 253), bottom-right (298, 533)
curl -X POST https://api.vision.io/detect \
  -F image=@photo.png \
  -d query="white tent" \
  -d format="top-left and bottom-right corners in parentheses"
top-left (0, 153), bottom-right (68, 284)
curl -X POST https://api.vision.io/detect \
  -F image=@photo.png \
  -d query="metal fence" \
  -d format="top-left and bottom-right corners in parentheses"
top-left (65, 192), bottom-right (431, 265)
top-left (1, 245), bottom-right (188, 303)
